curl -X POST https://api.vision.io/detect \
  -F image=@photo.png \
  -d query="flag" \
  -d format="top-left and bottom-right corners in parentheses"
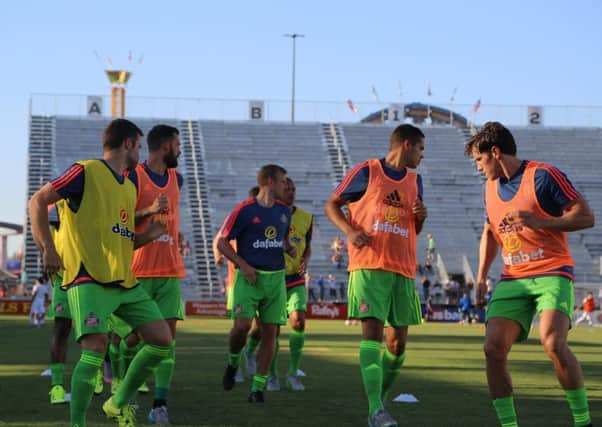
top-left (371, 85), bottom-right (380, 103)
top-left (346, 99), bottom-right (358, 113)
top-left (427, 81), bottom-right (432, 96)
top-left (128, 50), bottom-right (132, 62)
top-left (107, 56), bottom-right (113, 67)
top-left (138, 54), bottom-right (144, 65)
top-left (473, 98), bottom-right (481, 112)
top-left (397, 80), bottom-right (403, 98)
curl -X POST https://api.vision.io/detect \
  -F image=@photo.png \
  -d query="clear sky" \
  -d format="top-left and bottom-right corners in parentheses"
top-left (2, 0), bottom-right (601, 254)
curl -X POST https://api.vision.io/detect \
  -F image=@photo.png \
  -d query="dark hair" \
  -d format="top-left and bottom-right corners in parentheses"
top-left (257, 164), bottom-right (287, 186)
top-left (102, 119), bottom-right (143, 150)
top-left (147, 125), bottom-right (179, 152)
top-left (390, 124), bottom-right (425, 149)
top-left (248, 186), bottom-right (260, 197)
top-left (464, 121), bottom-right (517, 156)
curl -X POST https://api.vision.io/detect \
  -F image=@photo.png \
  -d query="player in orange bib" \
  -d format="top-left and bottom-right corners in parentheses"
top-left (126, 124), bottom-right (186, 425)
top-left (325, 124), bottom-right (427, 427)
top-left (466, 122), bottom-right (595, 427)
top-left (574, 292), bottom-right (596, 327)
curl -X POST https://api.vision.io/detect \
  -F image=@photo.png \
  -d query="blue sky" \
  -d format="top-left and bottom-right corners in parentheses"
top-left (2, 0), bottom-right (601, 254)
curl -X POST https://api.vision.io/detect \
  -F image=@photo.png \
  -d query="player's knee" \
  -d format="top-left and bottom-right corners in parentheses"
top-left (541, 336), bottom-right (566, 359)
top-left (483, 340), bottom-right (509, 361)
top-left (82, 334), bottom-right (109, 354)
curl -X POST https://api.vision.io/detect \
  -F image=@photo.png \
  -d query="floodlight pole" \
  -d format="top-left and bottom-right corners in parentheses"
top-left (284, 33), bottom-right (304, 124)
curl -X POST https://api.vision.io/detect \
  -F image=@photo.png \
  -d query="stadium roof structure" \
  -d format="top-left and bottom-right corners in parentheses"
top-left (361, 102), bottom-right (470, 128)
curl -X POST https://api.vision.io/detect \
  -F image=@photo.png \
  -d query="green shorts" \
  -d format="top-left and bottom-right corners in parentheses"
top-left (226, 286), bottom-right (235, 316)
top-left (486, 276), bottom-right (575, 341)
top-left (231, 269), bottom-right (286, 325)
top-left (49, 274), bottom-right (71, 319)
top-left (286, 285), bottom-right (307, 315)
top-left (139, 277), bottom-right (185, 321)
top-left (107, 314), bottom-right (134, 339)
top-left (67, 283), bottom-right (163, 342)
top-left (348, 269), bottom-right (422, 327)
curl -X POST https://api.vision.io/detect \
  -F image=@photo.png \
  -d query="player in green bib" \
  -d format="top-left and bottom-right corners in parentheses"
top-left (29, 119), bottom-right (173, 427)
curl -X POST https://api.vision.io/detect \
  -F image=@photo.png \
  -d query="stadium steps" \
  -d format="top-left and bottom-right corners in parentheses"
top-left (24, 116), bottom-right (56, 283)
top-left (179, 120), bottom-right (221, 300)
top-left (320, 122), bottom-right (350, 185)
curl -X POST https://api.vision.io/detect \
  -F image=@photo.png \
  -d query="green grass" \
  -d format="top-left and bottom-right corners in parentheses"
top-left (1, 315), bottom-right (601, 426)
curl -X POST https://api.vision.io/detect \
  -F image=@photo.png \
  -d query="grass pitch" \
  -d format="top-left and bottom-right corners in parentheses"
top-left (0, 316), bottom-right (600, 426)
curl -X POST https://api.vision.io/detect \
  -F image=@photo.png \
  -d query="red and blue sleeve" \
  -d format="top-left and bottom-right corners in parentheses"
top-left (50, 163), bottom-right (84, 200)
top-left (334, 161), bottom-right (370, 203)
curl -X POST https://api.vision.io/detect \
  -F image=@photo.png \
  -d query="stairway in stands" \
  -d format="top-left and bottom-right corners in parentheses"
top-left (179, 120), bottom-right (221, 299)
top-left (320, 122), bottom-right (351, 185)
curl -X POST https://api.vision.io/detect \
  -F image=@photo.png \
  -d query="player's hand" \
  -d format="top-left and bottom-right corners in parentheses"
top-left (412, 199), bottom-right (428, 223)
top-left (43, 246), bottom-right (64, 276)
top-left (297, 258), bottom-right (308, 275)
top-left (347, 229), bottom-right (371, 249)
top-left (215, 253), bottom-right (225, 266)
top-left (476, 279), bottom-right (488, 307)
top-left (504, 210), bottom-right (543, 230)
top-left (149, 193), bottom-right (169, 215)
top-left (240, 263), bottom-right (257, 285)
top-left (145, 220), bottom-right (167, 241)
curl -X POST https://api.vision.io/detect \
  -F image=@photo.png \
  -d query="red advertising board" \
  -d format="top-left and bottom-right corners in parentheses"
top-left (0, 299), bottom-right (33, 315)
top-left (306, 302), bottom-right (348, 320)
top-left (185, 301), bottom-right (227, 317)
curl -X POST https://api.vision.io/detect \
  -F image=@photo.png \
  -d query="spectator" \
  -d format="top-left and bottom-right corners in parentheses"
top-left (575, 291), bottom-right (596, 327)
top-left (423, 296), bottom-right (434, 322)
top-left (444, 279), bottom-right (460, 305)
top-left (459, 292), bottom-right (473, 324)
top-left (317, 275), bottom-right (325, 302)
top-left (421, 276), bottom-right (431, 302)
top-left (425, 233), bottom-right (436, 265)
top-left (307, 274), bottom-right (319, 303)
top-left (326, 274), bottom-right (338, 301)
top-left (330, 236), bottom-right (345, 269)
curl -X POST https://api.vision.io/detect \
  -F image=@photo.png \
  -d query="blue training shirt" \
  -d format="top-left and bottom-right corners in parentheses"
top-left (335, 158), bottom-right (423, 203)
top-left (127, 162), bottom-right (184, 190)
top-left (221, 198), bottom-right (291, 271)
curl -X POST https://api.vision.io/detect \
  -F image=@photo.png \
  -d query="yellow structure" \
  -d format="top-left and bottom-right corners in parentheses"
top-left (105, 70), bottom-right (132, 117)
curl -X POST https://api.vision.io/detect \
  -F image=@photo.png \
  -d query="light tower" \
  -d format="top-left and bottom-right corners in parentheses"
top-left (105, 69), bottom-right (132, 117)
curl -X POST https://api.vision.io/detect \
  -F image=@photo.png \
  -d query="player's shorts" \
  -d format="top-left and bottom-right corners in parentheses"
top-left (226, 285), bottom-right (235, 317)
top-left (67, 282), bottom-right (163, 342)
top-left (107, 313), bottom-right (133, 339)
top-left (49, 274), bottom-right (71, 319)
top-left (286, 285), bottom-right (307, 315)
top-left (486, 275), bottom-right (574, 341)
top-left (231, 269), bottom-right (286, 325)
top-left (347, 269), bottom-right (422, 327)
top-left (138, 277), bottom-right (185, 321)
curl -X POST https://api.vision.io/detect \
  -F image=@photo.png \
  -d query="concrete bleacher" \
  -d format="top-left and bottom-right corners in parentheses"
top-left (198, 120), bottom-right (340, 281)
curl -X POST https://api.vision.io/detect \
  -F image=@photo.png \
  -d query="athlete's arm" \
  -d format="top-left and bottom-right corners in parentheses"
top-left (136, 193), bottom-right (168, 222)
top-left (212, 232), bottom-right (225, 266)
top-left (412, 198), bottom-right (427, 234)
top-left (134, 220), bottom-right (167, 249)
top-left (216, 237), bottom-right (257, 285)
top-left (29, 183), bottom-right (64, 275)
top-left (476, 222), bottom-right (498, 306)
top-left (324, 193), bottom-right (371, 248)
top-left (505, 197), bottom-right (594, 232)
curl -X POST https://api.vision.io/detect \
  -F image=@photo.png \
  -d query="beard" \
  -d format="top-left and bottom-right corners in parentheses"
top-left (125, 156), bottom-right (138, 171)
top-left (164, 151), bottom-right (178, 168)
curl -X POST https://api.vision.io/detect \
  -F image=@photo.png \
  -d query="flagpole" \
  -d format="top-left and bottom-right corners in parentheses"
top-left (284, 33), bottom-right (305, 124)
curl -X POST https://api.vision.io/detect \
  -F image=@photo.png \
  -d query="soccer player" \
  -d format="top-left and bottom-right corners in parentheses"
top-left (47, 202), bottom-right (75, 403)
top-left (324, 124), bottom-right (427, 427)
top-left (30, 276), bottom-right (50, 326)
top-left (29, 118), bottom-right (173, 427)
top-left (466, 121), bottom-right (595, 427)
top-left (213, 186), bottom-right (260, 382)
top-left (267, 177), bottom-right (313, 391)
top-left (123, 124), bottom-right (185, 425)
top-left (218, 164), bottom-right (296, 403)
top-left (575, 292), bottom-right (596, 327)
